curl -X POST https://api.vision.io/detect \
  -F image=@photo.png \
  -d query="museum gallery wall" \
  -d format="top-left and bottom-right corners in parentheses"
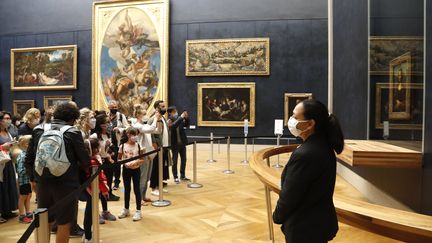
top-left (0, 0), bottom-right (328, 137)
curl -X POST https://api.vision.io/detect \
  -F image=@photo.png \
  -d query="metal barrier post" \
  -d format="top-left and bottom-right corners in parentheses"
top-left (240, 136), bottom-right (248, 164)
top-left (272, 135), bottom-right (283, 168)
top-left (91, 166), bottom-right (100, 242)
top-left (188, 141), bottom-right (203, 188)
top-left (34, 208), bottom-right (49, 243)
top-left (152, 148), bottom-right (171, 207)
top-left (207, 132), bottom-right (217, 163)
top-left (223, 136), bottom-right (234, 174)
top-left (265, 185), bottom-right (275, 242)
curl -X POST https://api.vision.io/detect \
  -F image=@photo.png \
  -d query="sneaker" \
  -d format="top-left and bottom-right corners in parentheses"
top-left (70, 226), bottom-right (85, 238)
top-left (99, 215), bottom-right (105, 224)
top-left (108, 193), bottom-right (120, 201)
top-left (82, 236), bottom-right (93, 243)
top-left (174, 178), bottom-right (180, 184)
top-left (112, 185), bottom-right (119, 190)
top-left (181, 177), bottom-right (191, 182)
top-left (118, 208), bottom-right (130, 219)
top-left (162, 188), bottom-right (168, 193)
top-left (102, 211), bottom-right (116, 221)
top-left (25, 212), bottom-right (33, 219)
top-left (132, 210), bottom-right (141, 221)
top-left (151, 190), bottom-right (159, 196)
top-left (19, 215), bottom-right (32, 224)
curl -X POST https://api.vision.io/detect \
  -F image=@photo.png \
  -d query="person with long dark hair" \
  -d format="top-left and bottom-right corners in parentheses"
top-left (273, 99), bottom-right (344, 243)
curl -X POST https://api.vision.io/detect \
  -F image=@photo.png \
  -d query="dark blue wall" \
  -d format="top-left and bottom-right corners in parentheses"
top-left (0, 0), bottom-right (328, 139)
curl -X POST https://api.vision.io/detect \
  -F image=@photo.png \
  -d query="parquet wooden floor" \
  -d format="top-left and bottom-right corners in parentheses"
top-left (0, 144), bottom-right (399, 242)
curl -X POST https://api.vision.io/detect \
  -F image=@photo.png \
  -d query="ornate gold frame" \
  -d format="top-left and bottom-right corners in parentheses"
top-left (284, 93), bottom-right (313, 126)
top-left (375, 83), bottom-right (422, 130)
top-left (388, 52), bottom-right (411, 120)
top-left (92, 0), bottom-right (170, 114)
top-left (10, 45), bottom-right (77, 91)
top-left (12, 100), bottom-right (35, 116)
top-left (186, 38), bottom-right (270, 76)
top-left (197, 82), bottom-right (255, 127)
top-left (43, 95), bottom-right (73, 111)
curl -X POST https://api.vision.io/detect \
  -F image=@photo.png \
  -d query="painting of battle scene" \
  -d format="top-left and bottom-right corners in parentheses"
top-left (198, 83), bottom-right (255, 127)
top-left (11, 45), bottom-right (77, 90)
top-left (186, 38), bottom-right (270, 76)
top-left (93, 0), bottom-right (169, 116)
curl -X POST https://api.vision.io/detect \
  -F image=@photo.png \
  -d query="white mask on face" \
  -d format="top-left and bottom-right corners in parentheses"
top-left (130, 136), bottom-right (138, 142)
top-left (287, 116), bottom-right (308, 137)
top-left (89, 118), bottom-right (97, 129)
top-left (31, 119), bottom-right (40, 126)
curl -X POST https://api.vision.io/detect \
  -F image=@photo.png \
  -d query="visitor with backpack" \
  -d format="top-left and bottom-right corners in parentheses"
top-left (25, 102), bottom-right (90, 243)
top-left (118, 127), bottom-right (145, 221)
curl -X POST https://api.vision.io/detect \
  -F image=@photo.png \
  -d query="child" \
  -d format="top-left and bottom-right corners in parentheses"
top-left (118, 127), bottom-right (144, 221)
top-left (82, 138), bottom-right (110, 242)
top-left (16, 135), bottom-right (33, 224)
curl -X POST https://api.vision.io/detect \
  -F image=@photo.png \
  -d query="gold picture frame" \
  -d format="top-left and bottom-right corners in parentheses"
top-left (375, 83), bottom-right (423, 130)
top-left (11, 45), bottom-right (77, 91)
top-left (388, 52), bottom-right (411, 120)
top-left (43, 96), bottom-right (73, 111)
top-left (12, 100), bottom-right (35, 117)
top-left (186, 38), bottom-right (270, 76)
top-left (92, 0), bottom-right (170, 116)
top-left (284, 93), bottom-right (313, 126)
top-left (198, 82), bottom-right (255, 127)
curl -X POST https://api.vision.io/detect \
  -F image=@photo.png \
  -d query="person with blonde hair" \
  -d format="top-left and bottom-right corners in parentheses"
top-left (76, 108), bottom-right (96, 142)
top-left (18, 108), bottom-right (41, 136)
top-left (16, 135), bottom-right (33, 224)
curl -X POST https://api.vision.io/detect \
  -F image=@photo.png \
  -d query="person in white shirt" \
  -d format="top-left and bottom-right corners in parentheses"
top-left (132, 106), bottom-right (161, 205)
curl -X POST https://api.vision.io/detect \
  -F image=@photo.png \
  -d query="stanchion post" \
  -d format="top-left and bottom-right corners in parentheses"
top-left (188, 141), bottom-right (203, 188)
top-left (265, 185), bottom-right (275, 242)
top-left (34, 208), bottom-right (49, 243)
top-left (152, 147), bottom-right (171, 207)
top-left (91, 166), bottom-right (100, 243)
top-left (207, 132), bottom-right (217, 163)
top-left (223, 136), bottom-right (234, 174)
top-left (240, 136), bottom-right (248, 164)
top-left (272, 134), bottom-right (283, 168)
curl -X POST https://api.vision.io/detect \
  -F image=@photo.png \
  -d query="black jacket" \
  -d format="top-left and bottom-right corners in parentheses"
top-left (24, 119), bottom-right (90, 187)
top-left (169, 116), bottom-right (189, 147)
top-left (273, 134), bottom-right (338, 243)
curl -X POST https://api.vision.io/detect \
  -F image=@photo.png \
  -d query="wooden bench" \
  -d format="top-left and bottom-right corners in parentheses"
top-left (250, 145), bottom-right (432, 243)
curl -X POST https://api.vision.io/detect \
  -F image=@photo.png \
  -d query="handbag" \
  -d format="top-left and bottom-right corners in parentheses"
top-left (0, 150), bottom-right (11, 165)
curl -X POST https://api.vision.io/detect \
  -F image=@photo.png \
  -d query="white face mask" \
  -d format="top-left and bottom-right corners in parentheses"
top-left (288, 116), bottom-right (308, 137)
top-left (89, 118), bottom-right (97, 129)
top-left (31, 119), bottom-right (40, 126)
top-left (130, 136), bottom-right (138, 142)
top-left (142, 116), bottom-right (149, 123)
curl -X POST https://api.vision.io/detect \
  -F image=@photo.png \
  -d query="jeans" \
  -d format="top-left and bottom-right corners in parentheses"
top-left (123, 167), bottom-right (141, 210)
top-left (172, 145), bottom-right (187, 178)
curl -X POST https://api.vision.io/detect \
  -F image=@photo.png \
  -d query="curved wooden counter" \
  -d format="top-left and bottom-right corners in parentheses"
top-left (250, 145), bottom-right (432, 243)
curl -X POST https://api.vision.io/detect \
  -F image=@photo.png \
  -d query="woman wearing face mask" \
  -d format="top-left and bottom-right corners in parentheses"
top-left (0, 111), bottom-right (19, 223)
top-left (273, 99), bottom-right (344, 243)
top-left (132, 106), bottom-right (161, 205)
top-left (18, 108), bottom-right (41, 136)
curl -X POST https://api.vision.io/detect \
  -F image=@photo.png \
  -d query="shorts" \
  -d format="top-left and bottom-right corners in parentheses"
top-left (37, 182), bottom-right (78, 225)
top-left (19, 183), bottom-right (32, 195)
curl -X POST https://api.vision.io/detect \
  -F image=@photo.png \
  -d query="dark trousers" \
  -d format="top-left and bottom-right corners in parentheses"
top-left (83, 192), bottom-right (92, 240)
top-left (103, 159), bottom-right (114, 193)
top-left (172, 145), bottom-right (187, 179)
top-left (150, 149), bottom-right (169, 189)
top-left (112, 148), bottom-right (121, 186)
top-left (123, 167), bottom-right (141, 210)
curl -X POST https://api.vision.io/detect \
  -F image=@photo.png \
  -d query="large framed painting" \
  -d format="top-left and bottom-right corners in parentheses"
top-left (198, 82), bottom-right (255, 127)
top-left (284, 93), bottom-right (313, 126)
top-left (43, 96), bottom-right (73, 111)
top-left (375, 83), bottom-right (423, 130)
top-left (11, 45), bottom-right (77, 90)
top-left (12, 100), bottom-right (35, 117)
top-left (186, 38), bottom-right (270, 76)
top-left (92, 0), bottom-right (170, 116)
top-left (389, 52), bottom-right (411, 120)
top-left (369, 36), bottom-right (423, 75)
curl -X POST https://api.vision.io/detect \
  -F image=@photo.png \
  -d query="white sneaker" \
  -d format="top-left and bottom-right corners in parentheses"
top-left (151, 190), bottom-right (159, 196)
top-left (118, 208), bottom-right (130, 219)
top-left (162, 188), bottom-right (168, 193)
top-left (132, 210), bottom-right (142, 221)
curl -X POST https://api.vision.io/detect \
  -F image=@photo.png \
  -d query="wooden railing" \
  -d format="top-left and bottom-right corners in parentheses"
top-left (249, 145), bottom-right (432, 243)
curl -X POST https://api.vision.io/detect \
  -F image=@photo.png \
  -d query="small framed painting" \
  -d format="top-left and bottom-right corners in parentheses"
top-left (13, 100), bottom-right (35, 117)
top-left (43, 96), bottom-right (73, 111)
